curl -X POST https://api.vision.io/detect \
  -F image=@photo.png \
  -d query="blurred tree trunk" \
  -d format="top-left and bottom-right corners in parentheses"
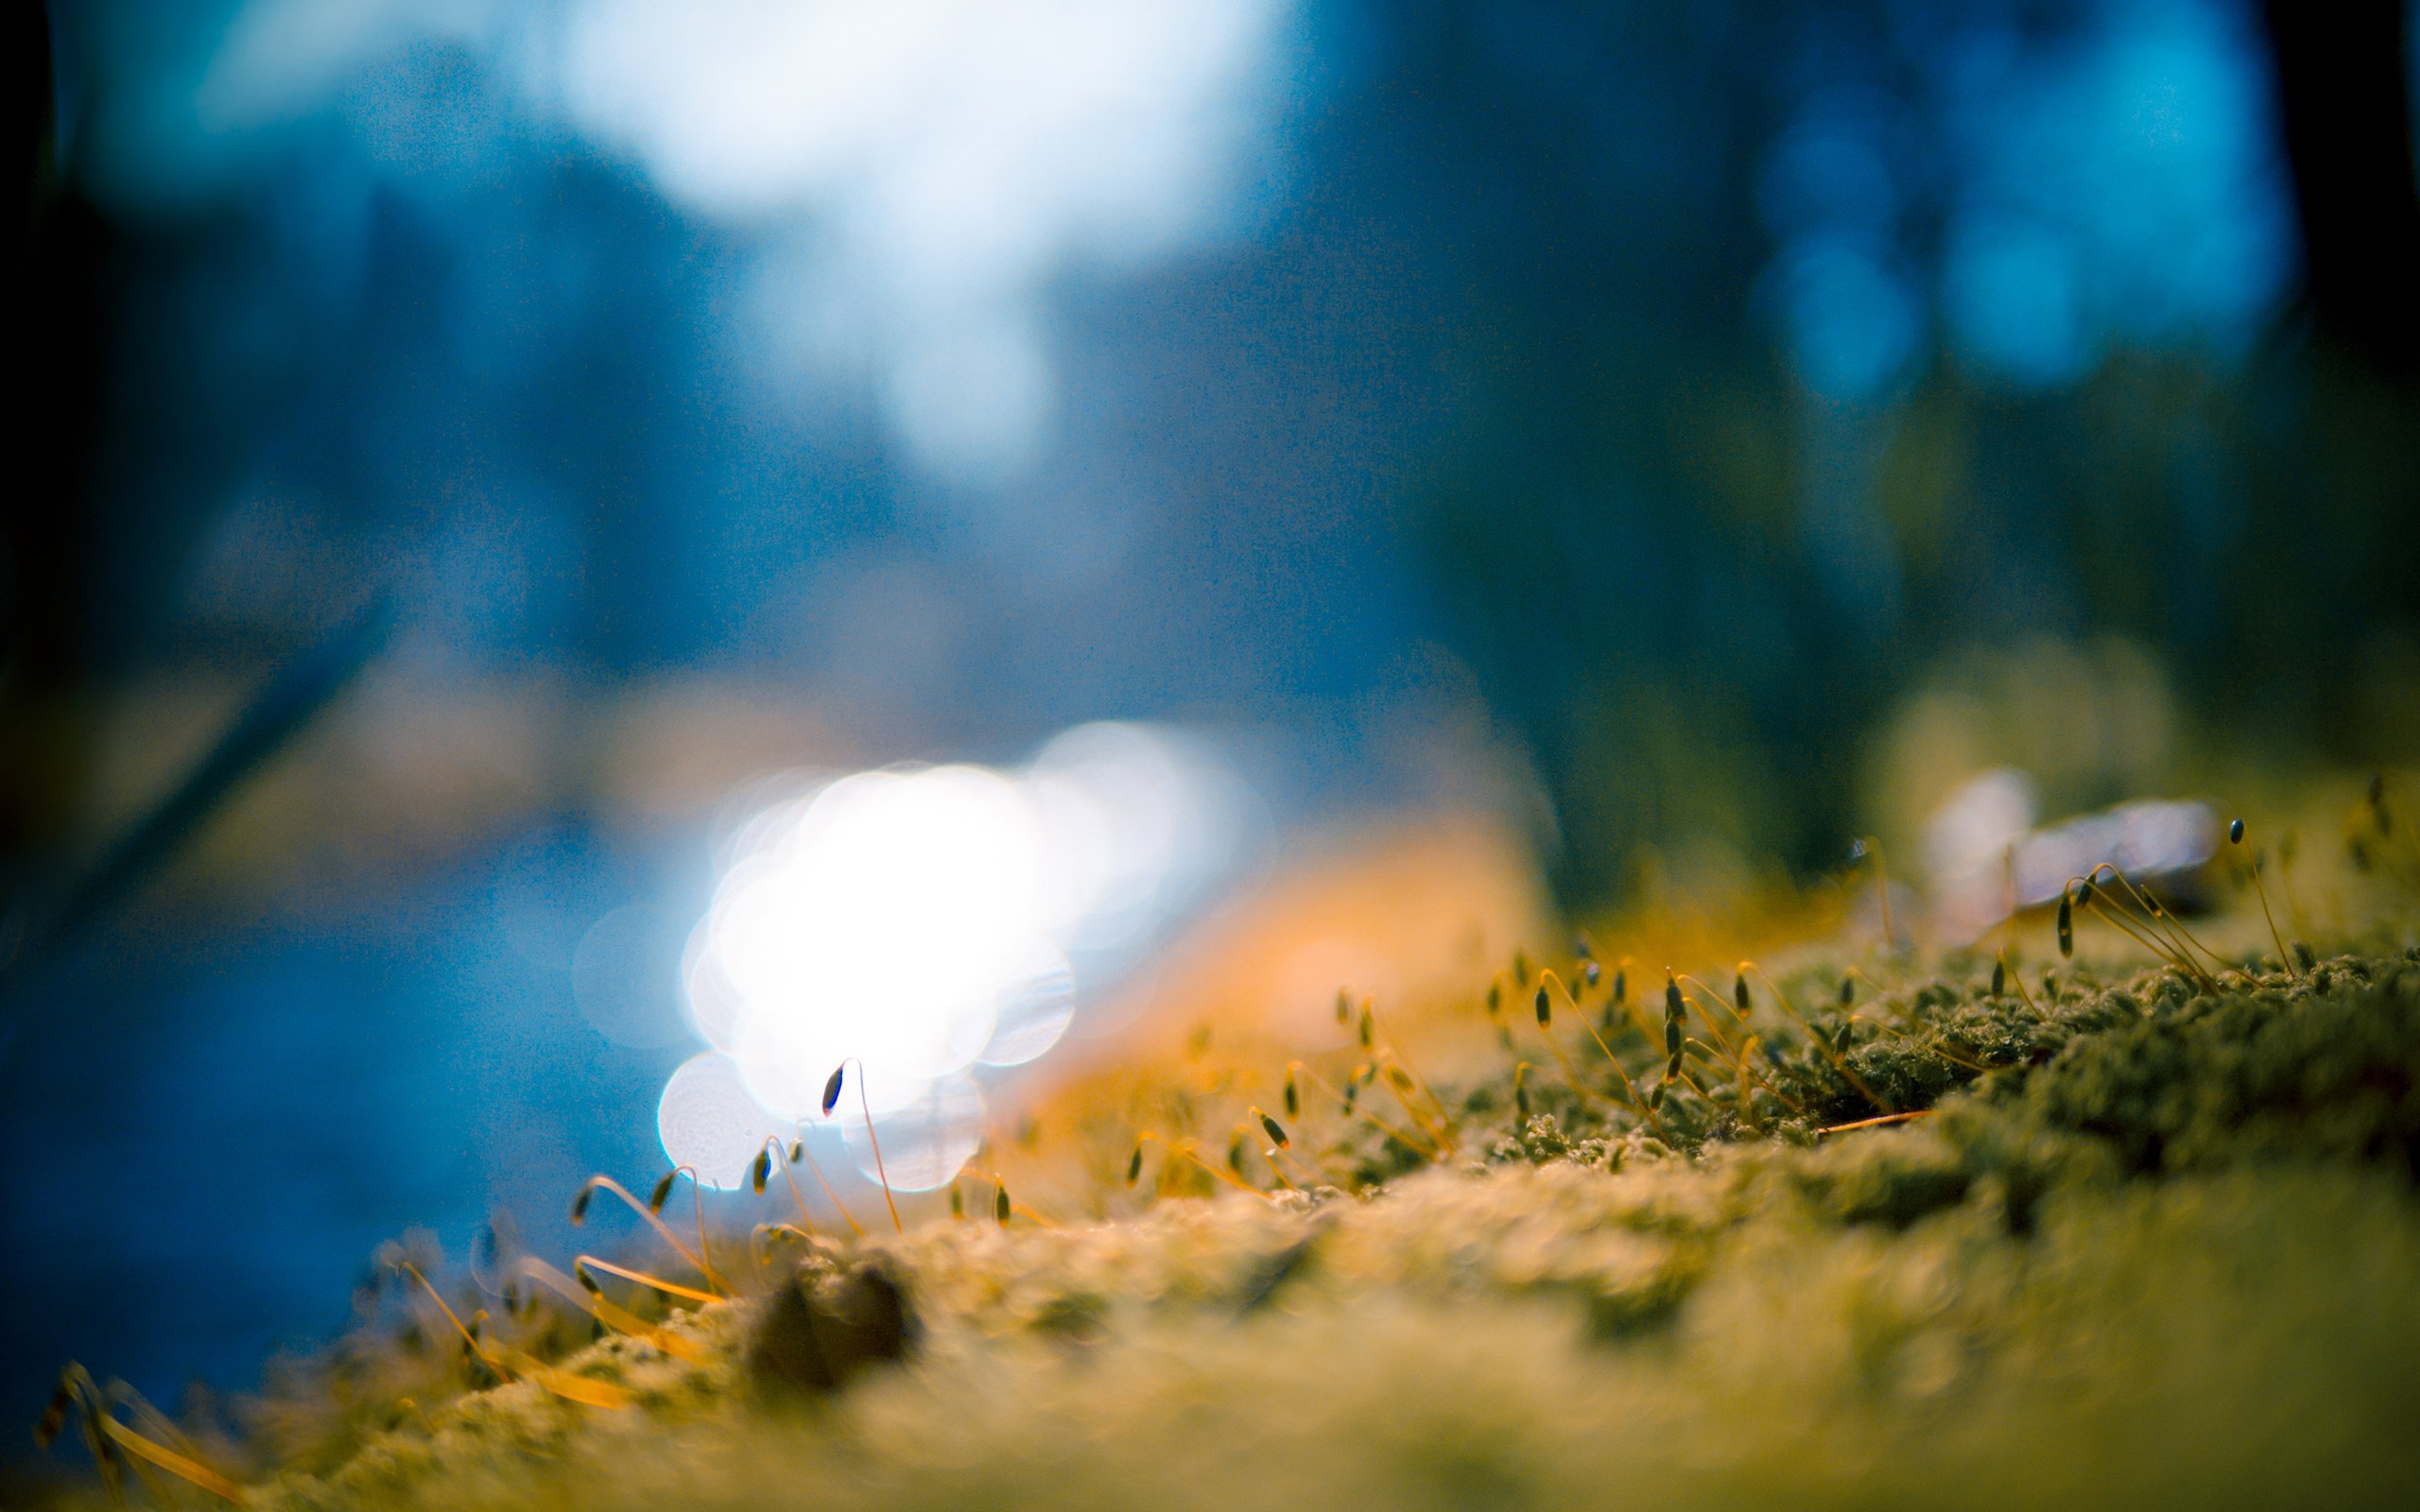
top-left (2258, 0), bottom-right (2420, 385)
top-left (5, 2), bottom-right (108, 919)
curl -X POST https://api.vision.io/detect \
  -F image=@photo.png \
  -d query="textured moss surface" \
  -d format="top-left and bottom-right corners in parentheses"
top-left (149, 940), bottom-right (2420, 1511)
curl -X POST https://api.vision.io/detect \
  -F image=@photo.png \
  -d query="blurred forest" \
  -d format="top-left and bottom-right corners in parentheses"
top-left (8, 1), bottom-right (2418, 916)
top-left (1406, 0), bottom-right (2419, 899)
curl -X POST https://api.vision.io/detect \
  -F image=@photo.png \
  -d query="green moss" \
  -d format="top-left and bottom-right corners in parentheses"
top-left (37, 938), bottom-right (2420, 1510)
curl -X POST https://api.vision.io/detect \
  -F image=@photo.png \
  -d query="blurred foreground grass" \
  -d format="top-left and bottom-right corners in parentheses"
top-left (26, 782), bottom-right (2420, 1510)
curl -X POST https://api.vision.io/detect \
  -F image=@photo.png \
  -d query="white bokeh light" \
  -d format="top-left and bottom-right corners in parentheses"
top-left (841, 1072), bottom-right (987, 1192)
top-left (656, 1051), bottom-right (794, 1191)
top-left (159, 0), bottom-right (1297, 484)
top-left (553, 0), bottom-right (1295, 480)
top-left (671, 724), bottom-right (1249, 1189)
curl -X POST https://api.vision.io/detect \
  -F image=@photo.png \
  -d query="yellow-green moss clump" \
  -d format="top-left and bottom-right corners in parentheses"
top-left (82, 940), bottom-right (2394, 1510)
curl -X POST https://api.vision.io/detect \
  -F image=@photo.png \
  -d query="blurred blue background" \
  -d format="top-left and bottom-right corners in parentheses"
top-left (5, 0), bottom-right (2416, 1449)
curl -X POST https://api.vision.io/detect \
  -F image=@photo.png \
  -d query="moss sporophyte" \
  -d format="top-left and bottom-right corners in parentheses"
top-left (32, 799), bottom-right (2420, 1509)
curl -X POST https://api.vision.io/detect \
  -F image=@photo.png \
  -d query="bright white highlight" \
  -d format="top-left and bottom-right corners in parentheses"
top-left (656, 1051), bottom-right (792, 1191)
top-left (164, 0), bottom-right (1295, 483)
top-left (705, 764), bottom-right (1064, 1117)
top-left (669, 723), bottom-right (1247, 1187)
top-left (555, 0), bottom-right (1293, 480)
top-left (842, 1073), bottom-right (986, 1192)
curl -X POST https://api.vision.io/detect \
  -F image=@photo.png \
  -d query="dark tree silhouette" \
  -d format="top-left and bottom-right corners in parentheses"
top-left (2259, 0), bottom-right (2420, 384)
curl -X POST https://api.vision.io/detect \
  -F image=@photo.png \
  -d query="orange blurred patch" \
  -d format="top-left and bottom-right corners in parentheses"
top-left (1029, 809), bottom-right (1547, 1082)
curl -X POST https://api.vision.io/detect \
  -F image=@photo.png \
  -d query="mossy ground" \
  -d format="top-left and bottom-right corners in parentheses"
top-left (29, 846), bottom-right (2420, 1509)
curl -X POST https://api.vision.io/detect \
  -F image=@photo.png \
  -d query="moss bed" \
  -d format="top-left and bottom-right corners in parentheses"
top-left (22, 919), bottom-right (2399, 1510)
